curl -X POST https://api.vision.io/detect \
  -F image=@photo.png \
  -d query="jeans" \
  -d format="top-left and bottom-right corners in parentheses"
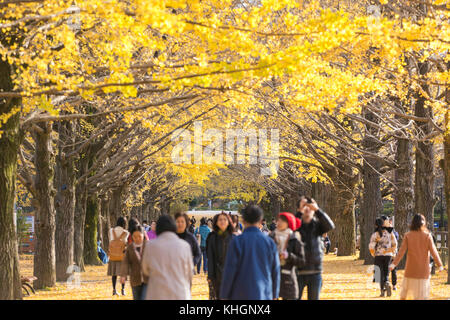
top-left (297, 273), bottom-right (322, 300)
top-left (197, 247), bottom-right (208, 273)
top-left (374, 255), bottom-right (392, 291)
top-left (131, 284), bottom-right (145, 300)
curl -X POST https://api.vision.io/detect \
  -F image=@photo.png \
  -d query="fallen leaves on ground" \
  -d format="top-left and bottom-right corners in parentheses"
top-left (19, 253), bottom-right (449, 300)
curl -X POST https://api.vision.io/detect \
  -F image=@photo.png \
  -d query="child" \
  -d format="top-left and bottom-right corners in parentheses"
top-left (269, 212), bottom-right (305, 300)
top-left (120, 225), bottom-right (148, 300)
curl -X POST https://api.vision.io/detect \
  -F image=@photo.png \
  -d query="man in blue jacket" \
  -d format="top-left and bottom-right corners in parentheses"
top-left (220, 205), bottom-right (280, 300)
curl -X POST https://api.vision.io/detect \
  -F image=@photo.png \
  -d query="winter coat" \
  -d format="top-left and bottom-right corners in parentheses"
top-left (194, 224), bottom-right (211, 248)
top-left (220, 226), bottom-right (280, 300)
top-left (141, 232), bottom-right (193, 300)
top-left (206, 231), bottom-right (235, 297)
top-left (176, 231), bottom-right (201, 266)
top-left (269, 230), bottom-right (305, 299)
top-left (296, 209), bottom-right (334, 274)
top-left (369, 229), bottom-right (397, 257)
top-left (120, 242), bottom-right (148, 287)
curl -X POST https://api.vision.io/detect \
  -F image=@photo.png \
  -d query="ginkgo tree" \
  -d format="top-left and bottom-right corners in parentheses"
top-left (1, 0), bottom-right (449, 300)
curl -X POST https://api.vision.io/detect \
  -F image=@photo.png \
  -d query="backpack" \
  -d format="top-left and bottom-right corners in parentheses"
top-left (108, 229), bottom-right (127, 262)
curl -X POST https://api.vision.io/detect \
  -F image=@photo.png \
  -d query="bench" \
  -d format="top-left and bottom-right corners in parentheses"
top-left (21, 276), bottom-right (37, 296)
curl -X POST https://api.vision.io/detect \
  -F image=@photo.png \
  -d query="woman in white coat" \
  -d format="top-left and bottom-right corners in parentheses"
top-left (141, 215), bottom-right (194, 300)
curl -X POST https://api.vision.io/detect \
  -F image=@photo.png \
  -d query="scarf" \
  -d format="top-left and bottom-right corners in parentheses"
top-left (273, 228), bottom-right (292, 253)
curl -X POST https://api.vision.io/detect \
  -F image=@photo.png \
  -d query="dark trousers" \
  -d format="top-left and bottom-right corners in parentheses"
top-left (374, 255), bottom-right (391, 290)
top-left (325, 242), bottom-right (331, 254)
top-left (391, 267), bottom-right (397, 286)
top-left (209, 279), bottom-right (221, 300)
top-left (131, 284), bottom-right (145, 300)
top-left (197, 247), bottom-right (208, 273)
top-left (297, 273), bottom-right (322, 300)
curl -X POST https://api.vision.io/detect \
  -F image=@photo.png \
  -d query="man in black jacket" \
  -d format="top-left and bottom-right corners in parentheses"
top-left (295, 196), bottom-right (335, 300)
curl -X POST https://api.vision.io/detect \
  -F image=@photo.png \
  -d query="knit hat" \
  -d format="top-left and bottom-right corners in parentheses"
top-left (279, 212), bottom-right (301, 231)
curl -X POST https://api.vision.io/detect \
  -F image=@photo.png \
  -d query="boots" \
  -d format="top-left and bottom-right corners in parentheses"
top-left (385, 281), bottom-right (392, 297)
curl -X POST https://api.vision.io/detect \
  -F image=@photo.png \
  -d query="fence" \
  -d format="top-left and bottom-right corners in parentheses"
top-left (435, 231), bottom-right (448, 267)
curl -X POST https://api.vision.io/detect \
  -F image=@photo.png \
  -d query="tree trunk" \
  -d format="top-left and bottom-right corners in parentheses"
top-left (109, 186), bottom-right (127, 225)
top-left (33, 122), bottom-right (56, 289)
top-left (101, 196), bottom-right (111, 251)
top-left (0, 57), bottom-right (23, 300)
top-left (443, 95), bottom-right (450, 284)
top-left (335, 182), bottom-right (357, 256)
top-left (269, 193), bottom-right (280, 219)
top-left (74, 155), bottom-right (88, 272)
top-left (361, 158), bottom-right (382, 264)
top-left (445, 128), bottom-right (450, 284)
top-left (360, 108), bottom-right (383, 264)
top-left (312, 182), bottom-right (337, 251)
top-left (414, 63), bottom-right (435, 230)
top-left (394, 137), bottom-right (414, 269)
top-left (55, 121), bottom-right (75, 282)
top-left (83, 194), bottom-right (102, 265)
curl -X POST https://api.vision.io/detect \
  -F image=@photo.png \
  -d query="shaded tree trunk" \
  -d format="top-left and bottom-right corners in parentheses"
top-left (414, 62), bottom-right (435, 230)
top-left (360, 109), bottom-right (383, 264)
top-left (312, 182), bottom-right (337, 251)
top-left (443, 93), bottom-right (450, 284)
top-left (83, 194), bottom-right (102, 265)
top-left (269, 193), bottom-right (280, 219)
top-left (110, 186), bottom-right (127, 225)
top-left (393, 137), bottom-right (414, 269)
top-left (33, 122), bottom-right (56, 289)
top-left (361, 158), bottom-right (382, 264)
top-left (74, 155), bottom-right (88, 272)
top-left (0, 57), bottom-right (23, 300)
top-left (101, 195), bottom-right (111, 251)
top-left (55, 121), bottom-right (75, 282)
top-left (335, 182), bottom-right (357, 256)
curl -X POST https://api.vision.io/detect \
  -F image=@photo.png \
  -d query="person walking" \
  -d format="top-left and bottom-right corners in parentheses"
top-left (142, 220), bottom-right (150, 232)
top-left (387, 216), bottom-right (399, 290)
top-left (230, 214), bottom-right (242, 235)
top-left (269, 212), bottom-right (305, 300)
top-left (120, 225), bottom-right (148, 300)
top-left (188, 217), bottom-right (196, 234)
top-left (369, 217), bottom-right (397, 297)
top-left (147, 220), bottom-right (157, 240)
top-left (194, 217), bottom-right (211, 274)
top-left (206, 212), bottom-right (236, 300)
top-left (269, 218), bottom-right (277, 232)
top-left (220, 205), bottom-right (280, 300)
top-left (261, 218), bottom-right (270, 235)
top-left (175, 212), bottom-right (201, 269)
top-left (127, 217), bottom-right (149, 244)
top-left (141, 215), bottom-right (194, 300)
top-left (295, 196), bottom-right (335, 300)
top-left (389, 214), bottom-right (444, 300)
top-left (107, 217), bottom-right (129, 296)
top-left (323, 234), bottom-right (331, 254)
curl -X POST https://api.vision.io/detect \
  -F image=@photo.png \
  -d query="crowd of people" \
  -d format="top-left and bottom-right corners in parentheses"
top-left (104, 196), bottom-right (444, 300)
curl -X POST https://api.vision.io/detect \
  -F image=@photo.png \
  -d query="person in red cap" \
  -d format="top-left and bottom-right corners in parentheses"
top-left (269, 212), bottom-right (305, 300)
